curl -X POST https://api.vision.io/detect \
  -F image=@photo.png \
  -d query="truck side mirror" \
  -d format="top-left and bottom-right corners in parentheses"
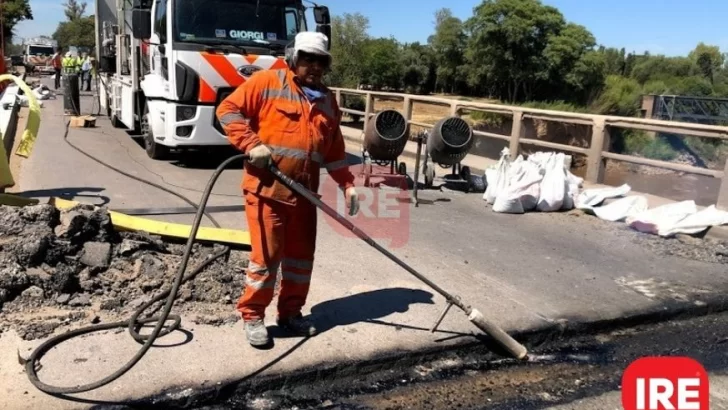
top-left (132, 0), bottom-right (152, 39)
top-left (316, 25), bottom-right (331, 50)
top-left (313, 6), bottom-right (330, 25)
top-left (132, 10), bottom-right (152, 39)
top-left (313, 6), bottom-right (331, 50)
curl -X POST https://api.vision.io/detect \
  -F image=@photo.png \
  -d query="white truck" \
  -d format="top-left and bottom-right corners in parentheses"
top-left (23, 37), bottom-right (58, 74)
top-left (95, 0), bottom-right (332, 160)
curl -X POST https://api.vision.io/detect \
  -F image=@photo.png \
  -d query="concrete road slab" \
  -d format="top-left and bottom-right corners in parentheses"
top-left (2, 89), bottom-right (727, 409)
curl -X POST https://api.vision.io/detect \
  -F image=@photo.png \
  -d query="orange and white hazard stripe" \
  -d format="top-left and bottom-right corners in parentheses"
top-left (176, 52), bottom-right (288, 103)
top-left (28, 56), bottom-right (51, 66)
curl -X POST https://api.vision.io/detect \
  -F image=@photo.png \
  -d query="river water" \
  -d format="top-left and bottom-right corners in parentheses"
top-left (571, 165), bottom-right (721, 207)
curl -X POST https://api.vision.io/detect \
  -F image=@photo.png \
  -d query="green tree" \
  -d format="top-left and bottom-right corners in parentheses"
top-left (689, 43), bottom-right (724, 85)
top-left (63, 0), bottom-right (86, 20)
top-left (328, 12), bottom-right (370, 88)
top-left (52, 0), bottom-right (95, 50)
top-left (360, 37), bottom-right (403, 90)
top-left (1, 0), bottom-right (33, 51)
top-left (464, 0), bottom-right (565, 102)
top-left (428, 8), bottom-right (466, 94)
top-left (400, 42), bottom-right (435, 94)
top-left (53, 15), bottom-right (95, 50)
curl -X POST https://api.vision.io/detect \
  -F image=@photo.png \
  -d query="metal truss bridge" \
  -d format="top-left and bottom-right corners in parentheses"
top-left (649, 94), bottom-right (728, 125)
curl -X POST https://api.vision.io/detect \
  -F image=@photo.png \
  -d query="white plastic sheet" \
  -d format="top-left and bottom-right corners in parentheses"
top-left (592, 196), bottom-right (649, 222)
top-left (575, 184), bottom-right (632, 210)
top-left (627, 201), bottom-right (728, 237)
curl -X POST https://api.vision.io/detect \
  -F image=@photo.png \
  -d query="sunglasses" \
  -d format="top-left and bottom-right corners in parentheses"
top-left (298, 51), bottom-right (330, 66)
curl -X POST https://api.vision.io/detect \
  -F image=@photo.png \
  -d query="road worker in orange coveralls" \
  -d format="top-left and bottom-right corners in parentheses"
top-left (216, 32), bottom-right (360, 347)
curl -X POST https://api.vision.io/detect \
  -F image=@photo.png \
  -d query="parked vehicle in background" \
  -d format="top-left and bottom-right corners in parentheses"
top-left (95, 0), bottom-right (332, 160)
top-left (22, 37), bottom-right (58, 74)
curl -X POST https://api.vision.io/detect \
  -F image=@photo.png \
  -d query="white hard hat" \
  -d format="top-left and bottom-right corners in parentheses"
top-left (293, 31), bottom-right (331, 59)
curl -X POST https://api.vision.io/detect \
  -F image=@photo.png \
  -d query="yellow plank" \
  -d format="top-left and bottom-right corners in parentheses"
top-left (49, 197), bottom-right (250, 247)
top-left (0, 193), bottom-right (40, 206)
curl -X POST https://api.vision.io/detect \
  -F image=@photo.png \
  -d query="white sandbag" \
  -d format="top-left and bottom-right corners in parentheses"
top-left (536, 153), bottom-right (566, 212)
top-left (493, 161), bottom-right (543, 214)
top-left (576, 183), bottom-right (631, 210)
top-left (517, 162), bottom-right (543, 211)
top-left (655, 205), bottom-right (728, 237)
top-left (562, 171), bottom-right (584, 210)
top-left (492, 194), bottom-right (524, 214)
top-left (627, 201), bottom-right (698, 235)
top-left (484, 148), bottom-right (511, 204)
top-left (483, 167), bottom-right (496, 190)
top-left (593, 196), bottom-right (649, 222)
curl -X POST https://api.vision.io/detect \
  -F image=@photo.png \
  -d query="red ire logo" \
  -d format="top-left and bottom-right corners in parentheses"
top-left (622, 357), bottom-right (709, 410)
top-left (319, 163), bottom-right (411, 248)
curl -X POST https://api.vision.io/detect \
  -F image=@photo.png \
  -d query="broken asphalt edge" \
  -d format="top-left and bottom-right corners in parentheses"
top-left (116, 292), bottom-right (728, 409)
top-left (339, 131), bottom-right (728, 243)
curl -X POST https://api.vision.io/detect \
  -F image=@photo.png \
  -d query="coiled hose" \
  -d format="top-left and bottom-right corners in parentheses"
top-left (25, 152), bottom-right (249, 394)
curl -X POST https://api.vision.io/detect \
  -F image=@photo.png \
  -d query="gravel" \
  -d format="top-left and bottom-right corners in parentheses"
top-left (0, 204), bottom-right (250, 340)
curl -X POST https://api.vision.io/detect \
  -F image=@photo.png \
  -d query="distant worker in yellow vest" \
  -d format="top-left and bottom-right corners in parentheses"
top-left (62, 52), bottom-right (82, 75)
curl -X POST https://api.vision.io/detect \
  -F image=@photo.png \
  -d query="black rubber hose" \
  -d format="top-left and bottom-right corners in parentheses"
top-left (25, 153), bottom-right (248, 394)
top-left (61, 120), bottom-right (222, 229)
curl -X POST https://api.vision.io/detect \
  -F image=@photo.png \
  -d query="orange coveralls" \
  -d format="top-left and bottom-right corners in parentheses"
top-left (216, 68), bottom-right (355, 322)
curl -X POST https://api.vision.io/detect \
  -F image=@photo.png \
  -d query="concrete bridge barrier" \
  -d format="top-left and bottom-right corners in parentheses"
top-left (332, 88), bottom-right (728, 211)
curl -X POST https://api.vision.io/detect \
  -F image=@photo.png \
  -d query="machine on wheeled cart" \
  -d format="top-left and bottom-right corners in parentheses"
top-left (360, 109), bottom-right (409, 188)
top-left (412, 116), bottom-right (475, 206)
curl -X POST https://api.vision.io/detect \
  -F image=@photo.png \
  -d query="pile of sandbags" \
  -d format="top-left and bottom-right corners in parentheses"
top-left (483, 148), bottom-right (583, 214)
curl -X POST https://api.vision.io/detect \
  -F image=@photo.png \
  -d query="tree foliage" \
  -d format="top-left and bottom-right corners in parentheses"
top-left (2, 0), bottom-right (33, 50)
top-left (327, 0), bottom-right (728, 111)
top-left (52, 0), bottom-right (95, 50)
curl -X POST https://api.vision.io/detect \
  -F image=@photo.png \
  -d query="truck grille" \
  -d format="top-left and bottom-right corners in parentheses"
top-left (212, 87), bottom-right (235, 135)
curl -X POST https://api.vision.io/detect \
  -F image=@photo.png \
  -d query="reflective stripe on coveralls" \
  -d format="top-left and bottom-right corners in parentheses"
top-left (216, 67), bottom-right (355, 321)
top-left (215, 68), bottom-right (354, 205)
top-left (236, 190), bottom-right (318, 321)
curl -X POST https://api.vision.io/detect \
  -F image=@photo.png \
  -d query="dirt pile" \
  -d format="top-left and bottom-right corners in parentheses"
top-left (0, 204), bottom-right (250, 340)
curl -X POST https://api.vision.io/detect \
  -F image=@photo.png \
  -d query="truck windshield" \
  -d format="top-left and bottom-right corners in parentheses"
top-left (174, 0), bottom-right (306, 45)
top-left (28, 46), bottom-right (53, 55)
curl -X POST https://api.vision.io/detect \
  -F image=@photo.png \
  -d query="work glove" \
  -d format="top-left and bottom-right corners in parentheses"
top-left (345, 187), bottom-right (360, 216)
top-left (247, 144), bottom-right (272, 168)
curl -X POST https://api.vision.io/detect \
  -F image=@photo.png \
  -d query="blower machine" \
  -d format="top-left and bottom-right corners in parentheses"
top-left (413, 116), bottom-right (476, 205)
top-left (360, 109), bottom-right (409, 188)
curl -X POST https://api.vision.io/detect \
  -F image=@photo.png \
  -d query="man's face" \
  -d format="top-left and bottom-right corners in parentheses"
top-left (294, 51), bottom-right (329, 87)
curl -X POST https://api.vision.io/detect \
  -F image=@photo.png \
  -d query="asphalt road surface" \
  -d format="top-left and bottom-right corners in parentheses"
top-left (195, 312), bottom-right (728, 409)
top-left (5, 77), bottom-right (728, 410)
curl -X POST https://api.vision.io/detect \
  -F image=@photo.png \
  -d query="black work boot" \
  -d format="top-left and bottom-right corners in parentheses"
top-left (277, 314), bottom-right (317, 336)
top-left (244, 319), bottom-right (270, 347)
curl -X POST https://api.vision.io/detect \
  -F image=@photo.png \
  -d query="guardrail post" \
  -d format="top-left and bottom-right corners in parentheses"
top-left (363, 93), bottom-right (374, 132)
top-left (586, 118), bottom-right (609, 184)
top-left (403, 97), bottom-right (412, 132)
top-left (335, 89), bottom-right (341, 105)
top-left (450, 103), bottom-right (459, 117)
top-left (510, 111), bottom-right (524, 157)
top-left (718, 160), bottom-right (728, 210)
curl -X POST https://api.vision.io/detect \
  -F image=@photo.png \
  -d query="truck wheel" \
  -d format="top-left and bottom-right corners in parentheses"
top-left (142, 105), bottom-right (169, 160)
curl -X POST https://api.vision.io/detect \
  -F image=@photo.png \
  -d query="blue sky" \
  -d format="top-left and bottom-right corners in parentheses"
top-left (13, 0), bottom-right (728, 57)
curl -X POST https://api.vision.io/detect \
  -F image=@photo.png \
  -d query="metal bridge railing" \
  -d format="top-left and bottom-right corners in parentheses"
top-left (331, 88), bottom-right (728, 210)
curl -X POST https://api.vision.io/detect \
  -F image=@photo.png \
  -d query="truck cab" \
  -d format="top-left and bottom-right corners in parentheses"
top-left (22, 38), bottom-right (57, 74)
top-left (96, 0), bottom-right (331, 160)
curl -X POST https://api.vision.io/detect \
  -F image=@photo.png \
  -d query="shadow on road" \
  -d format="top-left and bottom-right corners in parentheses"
top-left (273, 287), bottom-right (437, 338)
top-left (15, 186), bottom-right (110, 206)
